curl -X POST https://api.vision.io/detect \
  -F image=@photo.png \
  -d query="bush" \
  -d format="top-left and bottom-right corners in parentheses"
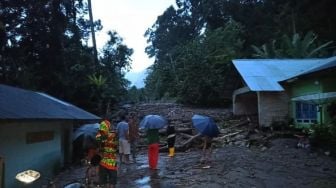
top-left (310, 123), bottom-right (336, 154)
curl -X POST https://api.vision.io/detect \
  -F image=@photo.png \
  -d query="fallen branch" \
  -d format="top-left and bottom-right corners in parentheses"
top-left (213, 130), bottom-right (245, 142)
top-left (175, 128), bottom-right (193, 134)
top-left (222, 119), bottom-right (249, 131)
top-left (179, 133), bottom-right (202, 149)
top-left (178, 132), bottom-right (194, 139)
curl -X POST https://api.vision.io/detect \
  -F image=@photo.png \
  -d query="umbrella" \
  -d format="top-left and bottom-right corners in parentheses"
top-left (191, 114), bottom-right (220, 137)
top-left (73, 123), bottom-right (100, 141)
top-left (140, 115), bottom-right (167, 129)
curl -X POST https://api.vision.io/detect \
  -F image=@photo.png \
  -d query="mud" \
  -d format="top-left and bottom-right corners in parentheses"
top-left (56, 138), bottom-right (336, 188)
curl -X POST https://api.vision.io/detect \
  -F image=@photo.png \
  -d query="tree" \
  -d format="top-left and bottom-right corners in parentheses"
top-left (145, 20), bottom-right (244, 106)
top-left (252, 31), bottom-right (333, 58)
top-left (87, 0), bottom-right (98, 65)
top-left (0, 0), bottom-right (131, 116)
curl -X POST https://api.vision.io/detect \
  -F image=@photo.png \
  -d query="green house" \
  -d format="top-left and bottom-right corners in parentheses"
top-left (232, 56), bottom-right (336, 128)
top-left (281, 57), bottom-right (336, 127)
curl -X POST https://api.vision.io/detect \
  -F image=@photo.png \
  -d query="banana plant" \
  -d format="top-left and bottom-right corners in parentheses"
top-left (88, 73), bottom-right (107, 89)
top-left (252, 31), bottom-right (333, 58)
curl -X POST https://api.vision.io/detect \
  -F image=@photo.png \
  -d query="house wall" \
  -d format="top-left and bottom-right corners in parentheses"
top-left (287, 72), bottom-right (336, 126)
top-left (0, 121), bottom-right (72, 188)
top-left (258, 91), bottom-right (289, 127)
top-left (288, 78), bottom-right (321, 127)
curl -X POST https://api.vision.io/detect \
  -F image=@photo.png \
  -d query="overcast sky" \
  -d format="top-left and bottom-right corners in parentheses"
top-left (92, 0), bottom-right (175, 73)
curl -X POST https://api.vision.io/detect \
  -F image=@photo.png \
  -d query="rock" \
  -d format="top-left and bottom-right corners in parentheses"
top-left (261, 146), bottom-right (268, 151)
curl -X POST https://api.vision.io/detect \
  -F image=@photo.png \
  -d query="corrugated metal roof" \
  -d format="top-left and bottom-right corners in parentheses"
top-left (289, 56), bottom-right (336, 78)
top-left (0, 84), bottom-right (101, 120)
top-left (232, 58), bottom-right (330, 91)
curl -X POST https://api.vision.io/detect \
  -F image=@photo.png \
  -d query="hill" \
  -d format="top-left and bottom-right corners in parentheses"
top-left (126, 69), bottom-right (147, 88)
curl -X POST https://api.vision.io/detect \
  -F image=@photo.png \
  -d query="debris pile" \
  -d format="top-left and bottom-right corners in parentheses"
top-left (126, 103), bottom-right (276, 152)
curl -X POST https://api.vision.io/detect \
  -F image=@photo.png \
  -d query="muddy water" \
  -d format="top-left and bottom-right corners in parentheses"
top-left (117, 139), bottom-right (336, 188)
top-left (56, 138), bottom-right (336, 188)
top-left (117, 152), bottom-right (176, 188)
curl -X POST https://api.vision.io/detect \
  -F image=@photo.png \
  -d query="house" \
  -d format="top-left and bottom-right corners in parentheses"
top-left (0, 84), bottom-right (100, 188)
top-left (281, 57), bottom-right (336, 127)
top-left (232, 56), bottom-right (336, 127)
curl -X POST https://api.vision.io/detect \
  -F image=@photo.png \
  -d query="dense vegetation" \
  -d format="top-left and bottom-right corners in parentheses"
top-left (143, 0), bottom-right (335, 106)
top-left (0, 0), bottom-right (133, 115)
top-left (1, 0), bottom-right (336, 116)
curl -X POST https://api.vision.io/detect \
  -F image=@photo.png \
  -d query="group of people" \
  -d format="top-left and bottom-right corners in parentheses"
top-left (87, 111), bottom-right (138, 188)
top-left (86, 111), bottom-right (212, 188)
top-left (86, 111), bottom-right (176, 187)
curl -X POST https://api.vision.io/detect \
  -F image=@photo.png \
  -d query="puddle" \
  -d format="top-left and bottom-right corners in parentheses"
top-left (135, 176), bottom-right (150, 185)
top-left (137, 164), bottom-right (150, 169)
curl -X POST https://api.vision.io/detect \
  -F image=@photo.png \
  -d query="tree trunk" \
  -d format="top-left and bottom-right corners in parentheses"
top-left (88, 0), bottom-right (98, 66)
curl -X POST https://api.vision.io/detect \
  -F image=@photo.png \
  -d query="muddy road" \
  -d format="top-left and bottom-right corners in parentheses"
top-left (57, 138), bottom-right (336, 188)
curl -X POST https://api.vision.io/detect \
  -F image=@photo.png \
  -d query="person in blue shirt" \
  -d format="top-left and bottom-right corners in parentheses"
top-left (116, 113), bottom-right (131, 164)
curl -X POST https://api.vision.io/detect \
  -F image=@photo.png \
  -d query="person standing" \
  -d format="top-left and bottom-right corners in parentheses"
top-left (128, 112), bottom-right (139, 163)
top-left (200, 135), bottom-right (213, 166)
top-left (116, 113), bottom-right (131, 164)
top-left (147, 128), bottom-right (160, 170)
top-left (96, 120), bottom-right (118, 188)
top-left (166, 110), bottom-right (177, 157)
top-left (166, 121), bottom-right (176, 157)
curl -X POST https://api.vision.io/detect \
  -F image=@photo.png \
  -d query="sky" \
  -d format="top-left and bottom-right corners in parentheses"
top-left (92, 0), bottom-right (176, 73)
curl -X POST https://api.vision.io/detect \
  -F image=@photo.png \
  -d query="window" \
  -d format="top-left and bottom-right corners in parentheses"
top-left (295, 102), bottom-right (317, 123)
top-left (26, 131), bottom-right (54, 144)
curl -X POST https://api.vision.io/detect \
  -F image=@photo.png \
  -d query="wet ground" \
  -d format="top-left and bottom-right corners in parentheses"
top-left (56, 138), bottom-right (336, 188)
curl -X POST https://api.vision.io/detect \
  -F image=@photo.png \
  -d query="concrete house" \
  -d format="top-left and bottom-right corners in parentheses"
top-left (0, 84), bottom-right (100, 188)
top-left (232, 57), bottom-right (336, 127)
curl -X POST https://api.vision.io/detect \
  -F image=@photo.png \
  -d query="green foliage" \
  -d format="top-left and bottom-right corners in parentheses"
top-left (327, 102), bottom-right (336, 119)
top-left (0, 0), bottom-right (132, 117)
top-left (144, 0), bottom-right (336, 106)
top-left (88, 74), bottom-right (107, 88)
top-left (251, 40), bottom-right (279, 58)
top-left (145, 20), bottom-right (244, 106)
top-left (126, 86), bottom-right (147, 103)
top-left (310, 102), bottom-right (336, 152)
top-left (327, 102), bottom-right (336, 141)
top-left (252, 31), bottom-right (333, 58)
top-left (2, 0), bottom-right (336, 112)
top-left (310, 124), bottom-right (336, 151)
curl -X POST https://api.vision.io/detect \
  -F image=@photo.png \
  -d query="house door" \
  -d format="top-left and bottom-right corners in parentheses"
top-left (0, 157), bottom-right (4, 188)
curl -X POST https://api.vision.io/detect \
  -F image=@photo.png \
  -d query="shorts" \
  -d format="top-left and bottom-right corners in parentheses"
top-left (119, 139), bottom-right (131, 154)
top-left (99, 166), bottom-right (117, 185)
